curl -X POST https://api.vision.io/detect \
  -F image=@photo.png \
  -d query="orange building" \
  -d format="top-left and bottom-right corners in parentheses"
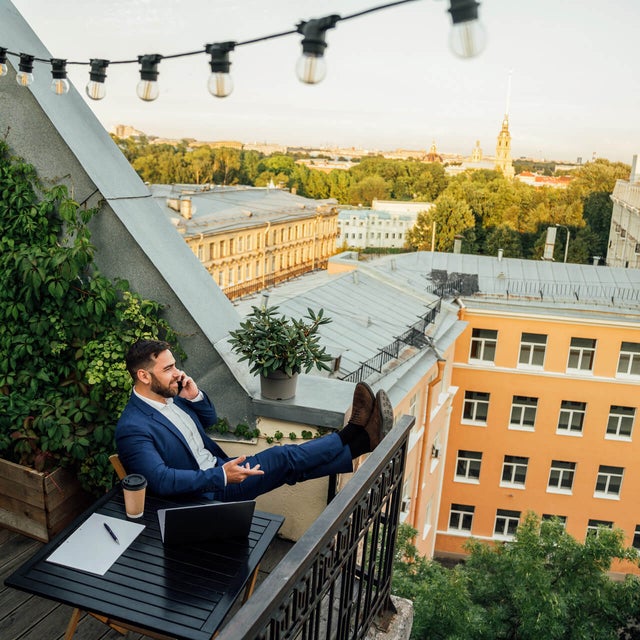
top-left (436, 301), bottom-right (640, 575)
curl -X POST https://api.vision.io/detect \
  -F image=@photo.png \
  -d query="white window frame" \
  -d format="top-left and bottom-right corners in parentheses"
top-left (494, 509), bottom-right (520, 539)
top-left (455, 450), bottom-right (482, 483)
top-left (633, 525), bottom-right (640, 550)
top-left (462, 391), bottom-right (490, 425)
top-left (509, 396), bottom-right (537, 431)
top-left (567, 337), bottom-right (596, 373)
top-left (606, 405), bottom-right (635, 440)
top-left (547, 460), bottom-right (576, 494)
top-left (617, 342), bottom-right (640, 377)
top-left (542, 514), bottom-right (567, 528)
top-left (500, 455), bottom-right (528, 488)
top-left (518, 332), bottom-right (547, 368)
top-left (469, 328), bottom-right (497, 363)
top-left (586, 519), bottom-right (613, 538)
top-left (449, 503), bottom-right (475, 533)
top-left (594, 465), bottom-right (623, 499)
top-left (556, 400), bottom-right (586, 436)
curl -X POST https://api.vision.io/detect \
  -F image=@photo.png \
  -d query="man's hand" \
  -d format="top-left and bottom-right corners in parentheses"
top-left (223, 456), bottom-right (264, 484)
top-left (177, 371), bottom-right (200, 400)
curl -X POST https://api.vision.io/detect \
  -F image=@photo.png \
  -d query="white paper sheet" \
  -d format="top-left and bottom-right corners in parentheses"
top-left (46, 513), bottom-right (145, 575)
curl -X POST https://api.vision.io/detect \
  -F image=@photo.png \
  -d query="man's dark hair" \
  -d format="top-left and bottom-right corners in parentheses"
top-left (126, 339), bottom-right (171, 380)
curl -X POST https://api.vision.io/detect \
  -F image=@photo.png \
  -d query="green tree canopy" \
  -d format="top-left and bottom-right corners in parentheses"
top-left (392, 515), bottom-right (640, 640)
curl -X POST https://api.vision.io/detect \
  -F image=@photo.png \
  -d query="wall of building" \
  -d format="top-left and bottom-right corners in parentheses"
top-left (435, 306), bottom-right (640, 574)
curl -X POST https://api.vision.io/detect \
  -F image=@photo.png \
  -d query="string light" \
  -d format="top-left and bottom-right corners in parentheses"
top-left (295, 15), bottom-right (340, 85)
top-left (50, 58), bottom-right (70, 95)
top-left (136, 54), bottom-right (162, 102)
top-left (448, 0), bottom-right (487, 58)
top-left (205, 42), bottom-right (235, 98)
top-left (0, 48), bottom-right (8, 77)
top-left (86, 59), bottom-right (109, 100)
top-left (16, 53), bottom-right (34, 87)
top-left (0, 1), bottom-right (484, 98)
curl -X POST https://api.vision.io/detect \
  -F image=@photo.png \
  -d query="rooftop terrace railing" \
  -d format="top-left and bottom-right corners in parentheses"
top-left (216, 414), bottom-right (414, 640)
top-left (342, 301), bottom-right (441, 383)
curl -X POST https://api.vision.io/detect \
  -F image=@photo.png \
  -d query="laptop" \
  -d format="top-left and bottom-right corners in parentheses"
top-left (157, 500), bottom-right (256, 545)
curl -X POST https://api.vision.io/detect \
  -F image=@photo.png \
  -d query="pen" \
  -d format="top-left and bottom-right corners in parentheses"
top-left (104, 522), bottom-right (120, 544)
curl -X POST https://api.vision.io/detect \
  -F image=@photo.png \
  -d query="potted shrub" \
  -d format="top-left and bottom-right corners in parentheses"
top-left (0, 142), bottom-right (181, 541)
top-left (228, 305), bottom-right (332, 399)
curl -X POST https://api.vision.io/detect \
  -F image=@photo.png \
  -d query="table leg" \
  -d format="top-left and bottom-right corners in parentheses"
top-left (242, 563), bottom-right (260, 603)
top-left (64, 608), bottom-right (82, 640)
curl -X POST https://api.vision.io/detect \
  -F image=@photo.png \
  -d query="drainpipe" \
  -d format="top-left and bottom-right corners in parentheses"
top-left (412, 358), bottom-right (446, 531)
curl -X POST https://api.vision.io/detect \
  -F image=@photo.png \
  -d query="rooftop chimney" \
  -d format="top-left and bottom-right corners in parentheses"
top-left (631, 154), bottom-right (639, 184)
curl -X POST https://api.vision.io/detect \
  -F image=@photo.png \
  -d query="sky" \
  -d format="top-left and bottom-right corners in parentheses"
top-left (8, 0), bottom-right (640, 163)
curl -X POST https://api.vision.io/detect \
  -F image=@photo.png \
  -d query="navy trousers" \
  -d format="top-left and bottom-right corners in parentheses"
top-left (216, 433), bottom-right (353, 501)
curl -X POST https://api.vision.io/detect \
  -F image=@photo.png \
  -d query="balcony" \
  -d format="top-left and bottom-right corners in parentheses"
top-left (1, 416), bottom-right (414, 640)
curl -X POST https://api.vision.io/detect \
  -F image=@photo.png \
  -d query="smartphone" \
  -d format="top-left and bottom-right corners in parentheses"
top-left (177, 378), bottom-right (183, 393)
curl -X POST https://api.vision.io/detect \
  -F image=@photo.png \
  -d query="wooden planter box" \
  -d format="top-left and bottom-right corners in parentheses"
top-left (0, 458), bottom-right (93, 542)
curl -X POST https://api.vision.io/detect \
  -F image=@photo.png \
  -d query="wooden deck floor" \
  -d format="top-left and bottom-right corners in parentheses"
top-left (0, 527), bottom-right (292, 640)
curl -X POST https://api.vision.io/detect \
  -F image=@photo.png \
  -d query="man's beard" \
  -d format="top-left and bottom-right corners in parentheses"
top-left (149, 373), bottom-right (178, 399)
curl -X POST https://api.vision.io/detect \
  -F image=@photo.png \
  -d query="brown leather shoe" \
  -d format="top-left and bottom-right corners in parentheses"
top-left (364, 389), bottom-right (394, 451)
top-left (348, 381), bottom-right (375, 428)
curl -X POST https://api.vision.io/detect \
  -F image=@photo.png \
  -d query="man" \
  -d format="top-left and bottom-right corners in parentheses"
top-left (116, 339), bottom-right (393, 501)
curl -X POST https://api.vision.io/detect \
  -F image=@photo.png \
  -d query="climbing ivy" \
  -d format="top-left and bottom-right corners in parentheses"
top-left (0, 141), bottom-right (181, 494)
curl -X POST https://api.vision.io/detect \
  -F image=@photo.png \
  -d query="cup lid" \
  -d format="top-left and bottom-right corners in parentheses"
top-left (122, 473), bottom-right (147, 490)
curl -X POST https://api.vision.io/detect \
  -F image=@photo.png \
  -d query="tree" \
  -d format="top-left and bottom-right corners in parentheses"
top-left (392, 515), bottom-right (640, 640)
top-left (484, 225), bottom-right (523, 258)
top-left (347, 175), bottom-right (390, 206)
top-left (405, 210), bottom-right (435, 251)
top-left (431, 194), bottom-right (475, 251)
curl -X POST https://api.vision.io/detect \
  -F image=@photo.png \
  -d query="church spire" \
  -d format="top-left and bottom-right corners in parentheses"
top-left (495, 70), bottom-right (515, 178)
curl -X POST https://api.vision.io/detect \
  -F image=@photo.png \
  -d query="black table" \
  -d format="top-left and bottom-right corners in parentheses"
top-left (5, 487), bottom-right (284, 640)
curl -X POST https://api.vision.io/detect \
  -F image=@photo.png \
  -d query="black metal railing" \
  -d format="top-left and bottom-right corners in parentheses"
top-left (342, 300), bottom-right (441, 383)
top-left (216, 414), bottom-right (414, 640)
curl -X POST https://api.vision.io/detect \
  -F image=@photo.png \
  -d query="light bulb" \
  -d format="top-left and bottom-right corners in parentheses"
top-left (50, 58), bottom-right (70, 95)
top-left (136, 79), bottom-right (160, 102)
top-left (207, 72), bottom-right (233, 98)
top-left (50, 78), bottom-right (70, 95)
top-left (295, 15), bottom-right (339, 86)
top-left (86, 80), bottom-right (106, 100)
top-left (205, 42), bottom-right (235, 98)
top-left (449, 20), bottom-right (487, 58)
top-left (136, 54), bottom-right (162, 102)
top-left (16, 53), bottom-right (34, 87)
top-left (296, 53), bottom-right (327, 84)
top-left (86, 59), bottom-right (109, 101)
top-left (0, 48), bottom-right (8, 77)
top-left (16, 71), bottom-right (33, 86)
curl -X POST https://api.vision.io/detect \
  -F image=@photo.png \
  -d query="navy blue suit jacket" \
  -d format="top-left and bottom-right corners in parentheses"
top-left (115, 392), bottom-right (228, 498)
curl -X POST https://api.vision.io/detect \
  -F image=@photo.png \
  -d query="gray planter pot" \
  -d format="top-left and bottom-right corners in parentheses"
top-left (260, 370), bottom-right (298, 400)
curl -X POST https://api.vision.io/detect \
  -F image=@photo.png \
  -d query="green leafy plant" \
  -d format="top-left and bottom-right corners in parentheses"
top-left (0, 141), bottom-right (180, 494)
top-left (209, 417), bottom-right (259, 440)
top-left (228, 305), bottom-right (333, 377)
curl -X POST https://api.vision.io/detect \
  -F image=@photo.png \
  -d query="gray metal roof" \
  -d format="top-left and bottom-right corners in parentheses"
top-left (149, 184), bottom-right (337, 236)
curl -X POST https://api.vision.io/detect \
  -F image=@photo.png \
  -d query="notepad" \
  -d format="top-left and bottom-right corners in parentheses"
top-left (46, 513), bottom-right (145, 575)
top-left (157, 500), bottom-right (255, 545)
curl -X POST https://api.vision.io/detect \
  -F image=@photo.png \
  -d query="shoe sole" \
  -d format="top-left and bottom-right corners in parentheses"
top-left (376, 390), bottom-right (394, 437)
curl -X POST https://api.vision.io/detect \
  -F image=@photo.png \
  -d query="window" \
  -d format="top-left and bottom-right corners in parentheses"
top-left (501, 455), bottom-right (528, 487)
top-left (449, 504), bottom-right (475, 533)
top-left (518, 332), bottom-right (547, 367)
top-left (557, 400), bottom-right (586, 435)
top-left (633, 526), bottom-right (640, 550)
top-left (470, 328), bottom-right (497, 362)
top-left (617, 342), bottom-right (640, 376)
top-left (586, 519), bottom-right (613, 538)
top-left (542, 514), bottom-right (567, 528)
top-left (462, 391), bottom-right (490, 424)
top-left (548, 460), bottom-right (576, 493)
top-left (509, 396), bottom-right (537, 430)
top-left (606, 405), bottom-right (635, 439)
top-left (595, 465), bottom-right (624, 498)
top-left (494, 509), bottom-right (520, 538)
top-left (455, 450), bottom-right (482, 482)
top-left (567, 337), bottom-right (596, 372)
top-left (196, 245), bottom-right (203, 261)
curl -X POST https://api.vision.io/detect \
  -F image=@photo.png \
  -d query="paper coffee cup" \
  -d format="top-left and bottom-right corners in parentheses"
top-left (121, 473), bottom-right (147, 518)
